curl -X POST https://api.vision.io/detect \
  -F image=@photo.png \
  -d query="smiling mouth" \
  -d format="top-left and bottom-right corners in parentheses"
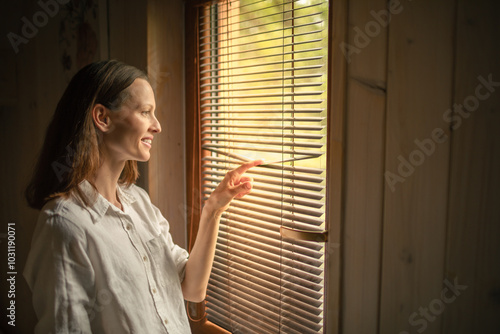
top-left (141, 138), bottom-right (152, 147)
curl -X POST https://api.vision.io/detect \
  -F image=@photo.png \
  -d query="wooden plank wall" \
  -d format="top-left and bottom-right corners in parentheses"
top-left (381, 0), bottom-right (455, 332)
top-left (443, 0), bottom-right (500, 332)
top-left (342, 0), bottom-right (500, 333)
top-left (147, 0), bottom-right (187, 249)
top-left (341, 0), bottom-right (387, 331)
top-left (108, 0), bottom-right (149, 190)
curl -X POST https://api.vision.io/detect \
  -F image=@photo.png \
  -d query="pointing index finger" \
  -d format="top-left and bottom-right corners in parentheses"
top-left (233, 160), bottom-right (263, 176)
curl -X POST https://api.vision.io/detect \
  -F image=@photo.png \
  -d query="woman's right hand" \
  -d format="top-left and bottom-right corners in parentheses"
top-left (204, 160), bottom-right (262, 215)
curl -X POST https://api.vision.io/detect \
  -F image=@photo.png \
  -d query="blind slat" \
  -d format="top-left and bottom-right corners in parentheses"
top-left (201, 108), bottom-right (324, 114)
top-left (200, 28), bottom-right (323, 55)
top-left (212, 254), bottom-right (324, 299)
top-left (208, 277), bottom-right (324, 325)
top-left (200, 46), bottom-right (323, 67)
top-left (203, 174), bottom-right (325, 193)
top-left (200, 64), bottom-right (324, 81)
top-left (218, 225), bottom-right (324, 268)
top-left (223, 207), bottom-right (326, 236)
top-left (209, 275), bottom-right (281, 319)
top-left (200, 38), bottom-right (323, 60)
top-left (206, 296), bottom-right (278, 333)
top-left (202, 143), bottom-right (324, 157)
top-left (202, 130), bottom-right (324, 140)
top-left (200, 90), bottom-right (323, 100)
top-left (211, 254), bottom-right (323, 306)
top-left (202, 138), bottom-right (324, 150)
top-left (200, 73), bottom-right (324, 88)
top-left (200, 15), bottom-right (323, 44)
top-left (202, 156), bottom-right (325, 174)
top-left (281, 314), bottom-right (324, 333)
top-left (206, 298), bottom-right (275, 333)
top-left (201, 100), bottom-right (323, 107)
top-left (201, 82), bottom-right (323, 94)
top-left (211, 262), bottom-right (325, 308)
top-left (199, 0), bottom-right (321, 24)
top-left (219, 215), bottom-right (324, 256)
top-left (203, 165), bottom-right (325, 183)
top-left (211, 262), bottom-right (324, 306)
top-left (210, 187), bottom-right (324, 208)
top-left (207, 286), bottom-right (325, 329)
top-left (201, 116), bottom-right (324, 122)
top-left (201, 123), bottom-right (324, 131)
top-left (200, 20), bottom-right (323, 49)
top-left (203, 182), bottom-right (324, 202)
top-left (232, 195), bottom-right (324, 217)
top-left (199, 53), bottom-right (323, 73)
top-left (205, 304), bottom-right (231, 330)
top-left (199, 3), bottom-right (324, 31)
top-left (213, 250), bottom-right (324, 293)
top-left (201, 99), bottom-right (324, 108)
top-left (216, 238), bottom-right (324, 283)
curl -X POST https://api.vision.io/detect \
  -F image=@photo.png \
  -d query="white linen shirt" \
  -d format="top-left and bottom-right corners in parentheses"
top-left (23, 181), bottom-right (191, 334)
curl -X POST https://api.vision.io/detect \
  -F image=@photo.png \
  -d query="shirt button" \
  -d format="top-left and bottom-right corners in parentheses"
top-left (152, 288), bottom-right (157, 294)
top-left (126, 225), bottom-right (132, 230)
top-left (164, 319), bottom-right (168, 325)
top-left (143, 256), bottom-right (148, 261)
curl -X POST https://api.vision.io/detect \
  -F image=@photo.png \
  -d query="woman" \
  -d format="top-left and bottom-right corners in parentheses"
top-left (24, 60), bottom-right (260, 333)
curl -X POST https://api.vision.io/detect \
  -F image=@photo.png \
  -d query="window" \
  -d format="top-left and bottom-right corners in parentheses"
top-left (187, 0), bottom-right (331, 333)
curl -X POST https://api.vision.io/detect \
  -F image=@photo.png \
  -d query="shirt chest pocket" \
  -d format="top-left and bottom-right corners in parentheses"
top-left (146, 235), bottom-right (182, 288)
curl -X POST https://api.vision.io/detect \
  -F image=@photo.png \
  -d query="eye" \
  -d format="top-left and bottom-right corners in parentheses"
top-left (141, 110), bottom-right (150, 116)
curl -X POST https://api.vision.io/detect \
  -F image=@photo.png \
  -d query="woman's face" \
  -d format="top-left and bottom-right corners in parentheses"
top-left (103, 78), bottom-right (161, 162)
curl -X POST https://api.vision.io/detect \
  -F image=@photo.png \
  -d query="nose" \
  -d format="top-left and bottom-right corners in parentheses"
top-left (151, 114), bottom-right (162, 133)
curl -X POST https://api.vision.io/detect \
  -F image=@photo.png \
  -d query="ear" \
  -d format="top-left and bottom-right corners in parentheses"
top-left (92, 104), bottom-right (112, 133)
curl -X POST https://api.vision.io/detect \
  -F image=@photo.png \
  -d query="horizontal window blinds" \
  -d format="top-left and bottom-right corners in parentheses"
top-left (198, 0), bottom-right (328, 333)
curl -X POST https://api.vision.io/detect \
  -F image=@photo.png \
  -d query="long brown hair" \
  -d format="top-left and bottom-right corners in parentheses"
top-left (25, 60), bottom-right (149, 210)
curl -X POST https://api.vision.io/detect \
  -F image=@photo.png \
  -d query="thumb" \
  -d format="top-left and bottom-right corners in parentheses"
top-left (233, 181), bottom-right (252, 198)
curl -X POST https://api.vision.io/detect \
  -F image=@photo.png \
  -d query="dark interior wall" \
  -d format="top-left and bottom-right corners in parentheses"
top-left (0, 0), bottom-right (147, 332)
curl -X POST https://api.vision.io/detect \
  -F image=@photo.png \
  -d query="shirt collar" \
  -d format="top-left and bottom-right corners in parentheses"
top-left (78, 180), bottom-right (137, 224)
top-left (117, 183), bottom-right (136, 207)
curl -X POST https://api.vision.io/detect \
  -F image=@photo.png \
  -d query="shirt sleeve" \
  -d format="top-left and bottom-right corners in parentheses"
top-left (23, 214), bottom-right (95, 334)
top-left (151, 204), bottom-right (190, 282)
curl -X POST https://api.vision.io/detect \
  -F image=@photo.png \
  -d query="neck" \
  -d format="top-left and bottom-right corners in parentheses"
top-left (93, 157), bottom-right (126, 209)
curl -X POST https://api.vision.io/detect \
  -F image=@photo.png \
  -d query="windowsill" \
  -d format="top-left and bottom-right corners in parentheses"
top-left (190, 318), bottom-right (231, 334)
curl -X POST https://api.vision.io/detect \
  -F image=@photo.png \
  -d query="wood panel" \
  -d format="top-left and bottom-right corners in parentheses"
top-left (380, 0), bottom-right (455, 333)
top-left (184, 3), bottom-right (203, 253)
top-left (324, 0), bottom-right (348, 332)
top-left (341, 0), bottom-right (388, 332)
top-left (147, 0), bottom-right (187, 248)
top-left (108, 0), bottom-right (149, 190)
top-left (443, 0), bottom-right (500, 332)
top-left (108, 0), bottom-right (147, 65)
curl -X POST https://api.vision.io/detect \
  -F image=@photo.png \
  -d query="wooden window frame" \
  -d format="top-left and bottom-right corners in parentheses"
top-left (184, 0), bottom-right (347, 332)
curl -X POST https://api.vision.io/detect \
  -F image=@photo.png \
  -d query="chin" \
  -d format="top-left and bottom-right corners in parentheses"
top-left (135, 152), bottom-right (151, 162)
